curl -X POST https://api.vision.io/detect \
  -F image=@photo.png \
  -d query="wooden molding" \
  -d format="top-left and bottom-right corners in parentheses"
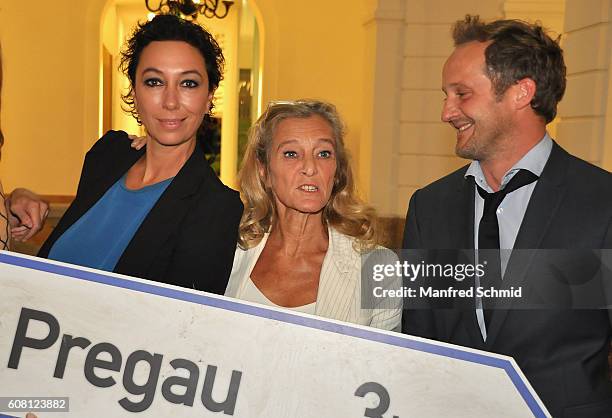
top-left (40, 195), bottom-right (74, 204)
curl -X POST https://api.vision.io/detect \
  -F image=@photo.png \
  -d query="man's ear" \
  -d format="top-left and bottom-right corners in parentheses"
top-left (514, 78), bottom-right (537, 110)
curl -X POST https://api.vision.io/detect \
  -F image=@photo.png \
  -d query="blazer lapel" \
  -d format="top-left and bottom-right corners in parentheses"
top-left (484, 143), bottom-right (567, 347)
top-left (510, 144), bottom-right (568, 251)
top-left (77, 147), bottom-right (143, 220)
top-left (225, 235), bottom-right (268, 298)
top-left (457, 176), bottom-right (475, 250)
top-left (38, 134), bottom-right (143, 257)
top-left (115, 144), bottom-right (210, 276)
top-left (452, 177), bottom-right (486, 347)
top-left (315, 228), bottom-right (359, 322)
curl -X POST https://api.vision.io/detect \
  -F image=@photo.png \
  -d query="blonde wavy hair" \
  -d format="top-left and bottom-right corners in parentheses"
top-left (238, 99), bottom-right (380, 251)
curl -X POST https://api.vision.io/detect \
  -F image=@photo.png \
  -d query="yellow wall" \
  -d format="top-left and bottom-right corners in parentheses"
top-left (254, 0), bottom-right (367, 169)
top-left (0, 0), bottom-right (368, 196)
top-left (109, 4), bottom-right (141, 139)
top-left (3, 0), bottom-right (609, 204)
top-left (0, 1), bottom-right (94, 194)
top-left (557, 0), bottom-right (612, 168)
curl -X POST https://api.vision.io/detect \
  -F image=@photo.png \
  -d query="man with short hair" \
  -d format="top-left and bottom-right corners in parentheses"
top-left (402, 15), bottom-right (612, 416)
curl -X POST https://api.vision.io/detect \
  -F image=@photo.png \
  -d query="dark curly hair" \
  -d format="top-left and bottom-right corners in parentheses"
top-left (452, 15), bottom-right (566, 123)
top-left (119, 14), bottom-right (224, 124)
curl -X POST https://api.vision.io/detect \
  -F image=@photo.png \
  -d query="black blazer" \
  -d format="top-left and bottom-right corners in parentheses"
top-left (402, 142), bottom-right (612, 417)
top-left (39, 130), bottom-right (243, 295)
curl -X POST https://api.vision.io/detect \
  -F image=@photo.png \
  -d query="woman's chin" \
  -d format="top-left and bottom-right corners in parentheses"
top-left (148, 134), bottom-right (196, 147)
top-left (288, 205), bottom-right (326, 216)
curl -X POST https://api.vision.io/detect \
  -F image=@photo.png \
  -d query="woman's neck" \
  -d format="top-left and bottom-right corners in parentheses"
top-left (125, 139), bottom-right (195, 189)
top-left (268, 210), bottom-right (328, 257)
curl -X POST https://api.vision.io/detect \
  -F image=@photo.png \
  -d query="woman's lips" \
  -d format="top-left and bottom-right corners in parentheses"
top-left (298, 184), bottom-right (319, 192)
top-left (158, 118), bottom-right (184, 129)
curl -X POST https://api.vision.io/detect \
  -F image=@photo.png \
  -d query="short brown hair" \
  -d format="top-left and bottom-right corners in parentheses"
top-left (452, 15), bottom-right (566, 123)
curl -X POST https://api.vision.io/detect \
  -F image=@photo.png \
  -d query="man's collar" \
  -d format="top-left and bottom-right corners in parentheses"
top-left (465, 133), bottom-right (553, 192)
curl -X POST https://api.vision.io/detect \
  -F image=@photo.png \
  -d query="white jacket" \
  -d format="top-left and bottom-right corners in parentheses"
top-left (225, 227), bottom-right (402, 331)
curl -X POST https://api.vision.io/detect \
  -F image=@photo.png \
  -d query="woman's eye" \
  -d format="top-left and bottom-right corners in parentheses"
top-left (318, 150), bottom-right (333, 158)
top-left (144, 78), bottom-right (163, 87)
top-left (182, 79), bottom-right (199, 88)
top-left (283, 151), bottom-right (298, 158)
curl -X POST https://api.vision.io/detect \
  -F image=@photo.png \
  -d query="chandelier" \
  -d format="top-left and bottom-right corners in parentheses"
top-left (145, 0), bottom-right (234, 20)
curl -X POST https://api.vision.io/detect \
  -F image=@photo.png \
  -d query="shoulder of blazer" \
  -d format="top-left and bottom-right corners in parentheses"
top-left (86, 130), bottom-right (140, 160)
top-left (38, 130), bottom-right (143, 258)
top-left (543, 141), bottom-right (612, 199)
top-left (80, 130), bottom-right (143, 183)
top-left (327, 228), bottom-right (361, 274)
top-left (553, 141), bottom-right (611, 179)
top-left (415, 163), bottom-right (471, 199)
top-left (327, 229), bottom-right (398, 274)
top-left (204, 166), bottom-right (242, 201)
top-left (180, 145), bottom-right (241, 203)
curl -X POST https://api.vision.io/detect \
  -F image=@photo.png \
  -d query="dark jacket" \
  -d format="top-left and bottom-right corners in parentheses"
top-left (39, 130), bottom-right (243, 294)
top-left (402, 142), bottom-right (612, 417)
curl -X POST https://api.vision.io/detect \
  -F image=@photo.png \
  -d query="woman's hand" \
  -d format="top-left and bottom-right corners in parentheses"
top-left (7, 188), bottom-right (49, 241)
top-left (128, 134), bottom-right (148, 150)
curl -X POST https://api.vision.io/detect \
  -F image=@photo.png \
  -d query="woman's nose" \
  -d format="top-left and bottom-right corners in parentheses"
top-left (301, 155), bottom-right (317, 176)
top-left (162, 87), bottom-right (179, 110)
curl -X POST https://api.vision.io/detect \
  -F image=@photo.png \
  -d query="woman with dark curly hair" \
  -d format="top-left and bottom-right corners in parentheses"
top-left (38, 15), bottom-right (242, 293)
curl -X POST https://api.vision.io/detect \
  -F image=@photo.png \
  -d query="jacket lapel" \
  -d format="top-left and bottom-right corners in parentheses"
top-left (315, 228), bottom-right (359, 322)
top-left (484, 142), bottom-right (567, 347)
top-left (38, 134), bottom-right (143, 257)
top-left (456, 176), bottom-right (475, 250)
top-left (115, 144), bottom-right (211, 276)
top-left (453, 176), bottom-right (486, 347)
top-left (77, 147), bottom-right (143, 221)
top-left (225, 235), bottom-right (268, 297)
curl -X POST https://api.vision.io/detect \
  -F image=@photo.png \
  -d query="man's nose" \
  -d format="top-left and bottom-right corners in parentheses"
top-left (441, 98), bottom-right (458, 122)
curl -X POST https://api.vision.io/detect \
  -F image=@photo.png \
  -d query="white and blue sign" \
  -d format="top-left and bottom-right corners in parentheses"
top-left (0, 251), bottom-right (549, 417)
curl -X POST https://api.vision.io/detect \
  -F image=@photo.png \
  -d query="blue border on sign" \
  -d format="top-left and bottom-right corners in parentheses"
top-left (0, 253), bottom-right (547, 418)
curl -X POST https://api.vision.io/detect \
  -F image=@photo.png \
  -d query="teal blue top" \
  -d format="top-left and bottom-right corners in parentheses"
top-left (48, 175), bottom-right (173, 271)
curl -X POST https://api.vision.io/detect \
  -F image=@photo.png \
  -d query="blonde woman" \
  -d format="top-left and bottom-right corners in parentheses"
top-left (225, 100), bottom-right (401, 331)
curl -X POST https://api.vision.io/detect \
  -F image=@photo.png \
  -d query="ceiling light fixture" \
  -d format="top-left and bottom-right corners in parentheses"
top-left (145, 0), bottom-right (234, 20)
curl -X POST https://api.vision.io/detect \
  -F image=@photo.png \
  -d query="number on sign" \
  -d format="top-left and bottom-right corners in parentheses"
top-left (354, 381), bottom-right (398, 418)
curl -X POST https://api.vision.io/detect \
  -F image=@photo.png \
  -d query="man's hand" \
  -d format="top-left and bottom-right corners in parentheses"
top-left (6, 188), bottom-right (49, 241)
